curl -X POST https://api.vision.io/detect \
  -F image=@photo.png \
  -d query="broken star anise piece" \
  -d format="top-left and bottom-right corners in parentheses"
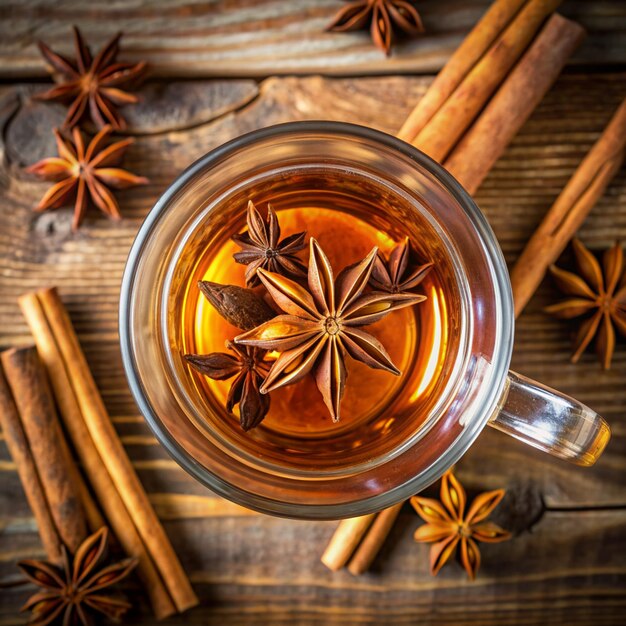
top-left (369, 236), bottom-right (433, 294)
top-left (235, 237), bottom-right (426, 421)
top-left (26, 124), bottom-right (148, 231)
top-left (546, 239), bottom-right (626, 370)
top-left (232, 200), bottom-right (307, 287)
top-left (326, 0), bottom-right (425, 56)
top-left (18, 527), bottom-right (137, 626)
top-left (35, 26), bottom-right (146, 130)
top-left (185, 342), bottom-right (272, 431)
top-left (411, 471), bottom-right (511, 580)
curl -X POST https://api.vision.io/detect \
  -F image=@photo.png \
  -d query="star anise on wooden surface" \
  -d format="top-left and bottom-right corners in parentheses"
top-left (326, 0), bottom-right (425, 56)
top-left (17, 527), bottom-right (137, 626)
top-left (26, 125), bottom-right (148, 231)
top-left (35, 26), bottom-right (146, 130)
top-left (546, 239), bottom-right (626, 370)
top-left (232, 201), bottom-right (307, 287)
top-left (186, 342), bottom-right (272, 431)
top-left (235, 238), bottom-right (426, 421)
top-left (369, 237), bottom-right (433, 294)
top-left (410, 471), bottom-right (511, 580)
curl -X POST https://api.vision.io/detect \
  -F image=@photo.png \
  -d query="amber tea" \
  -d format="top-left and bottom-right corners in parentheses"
top-left (171, 167), bottom-right (461, 471)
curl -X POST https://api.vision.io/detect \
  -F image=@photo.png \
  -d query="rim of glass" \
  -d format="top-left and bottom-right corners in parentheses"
top-left (119, 121), bottom-right (514, 518)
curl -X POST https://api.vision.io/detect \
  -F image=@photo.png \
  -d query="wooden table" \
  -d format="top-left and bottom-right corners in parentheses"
top-left (1, 2), bottom-right (625, 624)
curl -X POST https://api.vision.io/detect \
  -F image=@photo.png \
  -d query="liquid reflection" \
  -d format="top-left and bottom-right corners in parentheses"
top-left (411, 285), bottom-right (446, 401)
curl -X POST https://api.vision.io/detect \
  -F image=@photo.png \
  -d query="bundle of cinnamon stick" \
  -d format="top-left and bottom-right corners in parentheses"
top-left (323, 0), bottom-right (626, 575)
top-left (0, 287), bottom-right (199, 618)
top-left (399, 0), bottom-right (584, 194)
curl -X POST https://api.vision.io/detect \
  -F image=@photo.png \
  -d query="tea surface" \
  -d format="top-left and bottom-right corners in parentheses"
top-left (176, 173), bottom-right (458, 467)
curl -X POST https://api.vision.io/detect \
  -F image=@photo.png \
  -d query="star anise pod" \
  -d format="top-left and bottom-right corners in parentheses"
top-left (35, 26), bottom-right (146, 130)
top-left (185, 342), bottom-right (272, 431)
top-left (411, 471), bottom-right (511, 580)
top-left (18, 527), bottom-right (137, 625)
top-left (546, 239), bottom-right (626, 370)
top-left (232, 201), bottom-right (307, 287)
top-left (198, 281), bottom-right (275, 331)
top-left (26, 125), bottom-right (148, 231)
top-left (369, 237), bottom-right (433, 293)
top-left (235, 238), bottom-right (426, 421)
top-left (326, 0), bottom-right (425, 56)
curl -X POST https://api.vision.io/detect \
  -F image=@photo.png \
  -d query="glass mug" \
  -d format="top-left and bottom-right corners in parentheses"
top-left (120, 122), bottom-right (610, 519)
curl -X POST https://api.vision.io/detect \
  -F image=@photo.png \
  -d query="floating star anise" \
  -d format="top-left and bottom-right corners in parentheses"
top-left (18, 527), bottom-right (137, 626)
top-left (186, 342), bottom-right (272, 431)
top-left (235, 238), bottom-right (426, 421)
top-left (546, 239), bottom-right (626, 370)
top-left (327, 0), bottom-right (425, 56)
top-left (369, 237), bottom-right (433, 294)
top-left (35, 26), bottom-right (146, 130)
top-left (411, 471), bottom-right (511, 580)
top-left (232, 201), bottom-right (307, 287)
top-left (26, 125), bottom-right (148, 231)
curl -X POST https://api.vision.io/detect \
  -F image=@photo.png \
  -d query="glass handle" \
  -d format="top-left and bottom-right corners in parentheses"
top-left (488, 371), bottom-right (611, 467)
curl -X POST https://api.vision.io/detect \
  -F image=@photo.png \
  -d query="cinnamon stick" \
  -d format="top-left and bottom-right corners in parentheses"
top-left (411, 0), bottom-right (562, 162)
top-left (0, 367), bottom-right (62, 563)
top-left (511, 97), bottom-right (626, 317)
top-left (397, 0), bottom-right (529, 142)
top-left (31, 287), bottom-right (198, 613)
top-left (347, 502), bottom-right (403, 576)
top-left (19, 290), bottom-right (179, 620)
top-left (321, 514), bottom-right (376, 571)
top-left (1, 346), bottom-right (88, 555)
top-left (444, 14), bottom-right (586, 195)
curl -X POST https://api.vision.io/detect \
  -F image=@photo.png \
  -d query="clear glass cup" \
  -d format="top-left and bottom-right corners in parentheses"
top-left (120, 122), bottom-right (610, 519)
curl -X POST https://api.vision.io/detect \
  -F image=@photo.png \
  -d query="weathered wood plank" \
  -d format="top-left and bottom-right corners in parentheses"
top-left (1, 510), bottom-right (625, 625)
top-left (0, 1), bottom-right (625, 79)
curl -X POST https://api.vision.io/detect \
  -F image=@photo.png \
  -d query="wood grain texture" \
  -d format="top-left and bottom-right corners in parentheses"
top-left (0, 73), bottom-right (625, 624)
top-left (1, 509), bottom-right (625, 625)
top-left (0, 1), bottom-right (625, 79)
